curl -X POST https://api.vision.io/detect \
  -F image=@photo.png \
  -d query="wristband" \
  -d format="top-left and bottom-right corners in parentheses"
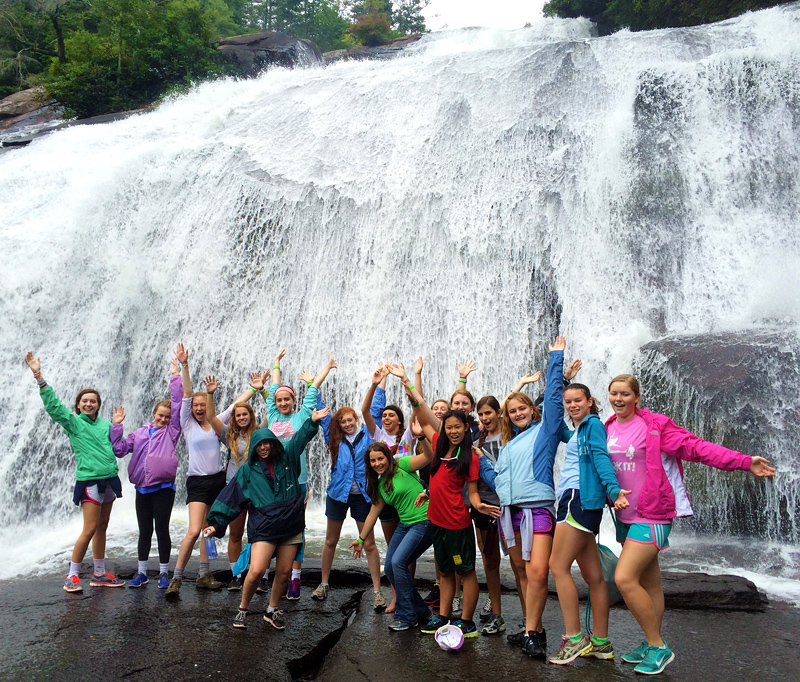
top-left (38, 381), bottom-right (47, 390)
top-left (406, 384), bottom-right (415, 392)
top-left (458, 378), bottom-right (467, 383)
top-left (260, 389), bottom-right (268, 396)
top-left (273, 365), bottom-right (280, 369)
top-left (357, 537), bottom-right (365, 545)
top-left (307, 382), bottom-right (313, 388)
top-left (248, 386), bottom-right (257, 394)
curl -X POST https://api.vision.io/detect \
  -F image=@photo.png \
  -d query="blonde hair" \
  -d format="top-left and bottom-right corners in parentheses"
top-left (500, 392), bottom-right (541, 445)
top-left (152, 399), bottom-right (171, 415)
top-left (226, 403), bottom-right (257, 468)
top-left (608, 374), bottom-right (641, 405)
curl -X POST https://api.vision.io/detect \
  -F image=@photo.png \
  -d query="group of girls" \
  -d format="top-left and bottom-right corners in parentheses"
top-left (25, 337), bottom-right (775, 676)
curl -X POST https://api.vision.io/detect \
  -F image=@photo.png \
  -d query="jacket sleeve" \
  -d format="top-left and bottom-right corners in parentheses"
top-left (167, 374), bottom-right (183, 443)
top-left (109, 423), bottom-right (135, 457)
top-left (371, 386), bottom-right (386, 426)
top-left (317, 393), bottom-right (331, 444)
top-left (658, 416), bottom-right (752, 471)
top-left (560, 420), bottom-right (573, 444)
top-left (537, 349), bottom-right (565, 469)
top-left (479, 456), bottom-right (497, 491)
top-left (207, 473), bottom-right (249, 537)
top-left (585, 419), bottom-right (621, 500)
top-left (284, 418), bottom-right (320, 465)
top-left (38, 385), bottom-right (78, 434)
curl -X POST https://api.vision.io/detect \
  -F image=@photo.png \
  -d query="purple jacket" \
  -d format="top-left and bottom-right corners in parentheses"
top-left (605, 407), bottom-right (752, 521)
top-left (110, 375), bottom-right (183, 488)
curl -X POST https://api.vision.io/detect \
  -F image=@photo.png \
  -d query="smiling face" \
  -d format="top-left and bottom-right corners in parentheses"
top-left (431, 400), bottom-right (449, 419)
top-left (274, 389), bottom-right (295, 415)
top-left (450, 394), bottom-right (474, 414)
top-left (78, 392), bottom-right (100, 418)
top-left (339, 412), bottom-right (359, 435)
top-left (153, 405), bottom-right (171, 428)
top-left (444, 415), bottom-right (467, 446)
top-left (191, 396), bottom-right (207, 423)
top-left (255, 440), bottom-right (272, 459)
top-left (477, 404), bottom-right (500, 434)
top-left (382, 408), bottom-right (401, 436)
top-left (608, 381), bottom-right (638, 422)
top-left (506, 398), bottom-right (533, 431)
top-left (369, 450), bottom-right (390, 475)
top-left (564, 388), bottom-right (593, 426)
top-left (234, 406), bottom-right (251, 429)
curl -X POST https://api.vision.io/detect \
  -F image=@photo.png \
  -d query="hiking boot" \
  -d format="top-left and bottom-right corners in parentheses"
top-left (522, 629), bottom-right (547, 659)
top-left (311, 583), bottom-right (329, 601)
top-left (479, 595), bottom-right (493, 622)
top-left (634, 644), bottom-right (675, 675)
top-left (452, 618), bottom-right (479, 638)
top-left (158, 573), bottom-right (170, 589)
top-left (423, 583), bottom-right (440, 607)
top-left (583, 638), bottom-right (615, 660)
top-left (548, 633), bottom-right (592, 665)
top-left (373, 590), bottom-right (387, 610)
top-left (90, 572), bottom-right (125, 587)
top-left (165, 577), bottom-right (182, 601)
top-left (196, 573), bottom-right (223, 590)
top-left (233, 608), bottom-right (247, 629)
top-left (256, 577), bottom-right (270, 594)
top-left (263, 609), bottom-right (286, 630)
top-left (128, 573), bottom-right (149, 588)
top-left (622, 639), bottom-right (651, 664)
top-left (481, 614), bottom-right (506, 636)
top-left (228, 575), bottom-right (244, 592)
top-left (63, 575), bottom-right (83, 593)
top-left (420, 614), bottom-right (449, 634)
top-left (285, 577), bottom-right (301, 600)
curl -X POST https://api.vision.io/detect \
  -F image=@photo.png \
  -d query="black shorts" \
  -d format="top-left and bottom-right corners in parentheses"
top-left (430, 523), bottom-right (476, 575)
top-left (556, 488), bottom-right (603, 535)
top-left (470, 506), bottom-right (498, 532)
top-left (186, 471), bottom-right (226, 506)
top-left (378, 504), bottom-right (399, 523)
top-left (325, 493), bottom-right (372, 522)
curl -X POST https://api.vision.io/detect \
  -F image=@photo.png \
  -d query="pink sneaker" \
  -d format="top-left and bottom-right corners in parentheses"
top-left (63, 575), bottom-right (83, 593)
top-left (285, 577), bottom-right (301, 600)
top-left (90, 572), bottom-right (125, 587)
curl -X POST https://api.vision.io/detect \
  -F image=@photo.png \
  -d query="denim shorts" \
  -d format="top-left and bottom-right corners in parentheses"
top-left (325, 492), bottom-right (372, 522)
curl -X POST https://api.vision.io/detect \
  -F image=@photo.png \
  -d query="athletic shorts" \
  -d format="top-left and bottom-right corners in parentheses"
top-left (80, 482), bottom-right (117, 505)
top-left (378, 503), bottom-right (399, 523)
top-left (430, 523), bottom-right (476, 575)
top-left (252, 532), bottom-right (303, 547)
top-left (470, 506), bottom-right (498, 532)
top-left (499, 506), bottom-right (555, 539)
top-left (186, 471), bottom-right (226, 506)
top-left (556, 489), bottom-right (603, 535)
top-left (616, 521), bottom-right (672, 550)
top-left (325, 493), bottom-right (371, 522)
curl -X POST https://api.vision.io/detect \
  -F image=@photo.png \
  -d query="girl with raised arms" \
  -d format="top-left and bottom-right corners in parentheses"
top-left (606, 374), bottom-right (775, 675)
top-left (25, 351), bottom-right (125, 591)
top-left (109, 350), bottom-right (185, 589)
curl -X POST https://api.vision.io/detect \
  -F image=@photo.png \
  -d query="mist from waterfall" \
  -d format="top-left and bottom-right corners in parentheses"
top-left (1, 6), bottom-right (799, 598)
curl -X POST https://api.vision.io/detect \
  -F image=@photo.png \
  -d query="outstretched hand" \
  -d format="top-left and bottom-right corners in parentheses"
top-left (750, 456), bottom-right (776, 477)
top-left (564, 359), bottom-right (582, 381)
top-left (549, 335), bottom-right (566, 352)
top-left (203, 375), bottom-right (219, 394)
top-left (410, 417), bottom-right (424, 438)
top-left (250, 371), bottom-right (264, 391)
top-left (325, 353), bottom-right (337, 370)
top-left (614, 489), bottom-right (631, 510)
top-left (24, 351), bottom-right (41, 374)
top-left (519, 371), bottom-right (541, 386)
top-left (312, 406), bottom-right (331, 422)
top-left (112, 405), bottom-right (126, 424)
top-left (273, 349), bottom-right (287, 365)
top-left (371, 364), bottom-right (389, 385)
top-left (299, 369), bottom-right (315, 385)
top-left (387, 363), bottom-right (407, 380)
top-left (457, 359), bottom-right (477, 380)
top-left (175, 343), bottom-right (188, 365)
top-left (169, 359), bottom-right (180, 376)
top-left (476, 502), bottom-right (501, 519)
top-left (348, 539), bottom-right (364, 559)
top-left (472, 445), bottom-right (484, 459)
top-left (414, 356), bottom-right (424, 375)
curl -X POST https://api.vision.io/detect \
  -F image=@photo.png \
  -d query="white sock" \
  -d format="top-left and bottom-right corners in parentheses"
top-left (267, 605), bottom-right (275, 613)
top-left (137, 561), bottom-right (148, 575)
top-left (263, 568), bottom-right (270, 580)
top-left (93, 558), bottom-right (105, 576)
top-left (199, 562), bottom-right (210, 577)
top-left (173, 567), bottom-right (184, 579)
top-left (68, 562), bottom-right (81, 578)
top-left (230, 562), bottom-right (237, 572)
top-left (291, 568), bottom-right (301, 581)
top-left (159, 563), bottom-right (169, 574)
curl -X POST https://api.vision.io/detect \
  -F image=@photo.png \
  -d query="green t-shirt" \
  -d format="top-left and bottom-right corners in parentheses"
top-left (379, 456), bottom-right (428, 525)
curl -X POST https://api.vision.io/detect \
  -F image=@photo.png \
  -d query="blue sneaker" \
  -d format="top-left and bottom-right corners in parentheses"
top-left (452, 619), bottom-right (479, 638)
top-left (388, 620), bottom-right (416, 631)
top-left (128, 573), bottom-right (149, 588)
top-left (158, 573), bottom-right (170, 589)
top-left (634, 644), bottom-right (675, 675)
top-left (420, 614), bottom-right (449, 634)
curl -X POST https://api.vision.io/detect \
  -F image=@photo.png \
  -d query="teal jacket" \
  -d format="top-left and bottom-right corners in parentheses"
top-left (575, 414), bottom-right (621, 509)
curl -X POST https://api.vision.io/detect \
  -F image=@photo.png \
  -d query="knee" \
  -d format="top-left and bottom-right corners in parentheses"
top-left (548, 555), bottom-right (569, 577)
top-left (323, 535), bottom-right (339, 550)
top-left (185, 527), bottom-right (201, 543)
top-left (527, 561), bottom-right (549, 587)
top-left (230, 529), bottom-right (244, 544)
top-left (614, 567), bottom-right (638, 594)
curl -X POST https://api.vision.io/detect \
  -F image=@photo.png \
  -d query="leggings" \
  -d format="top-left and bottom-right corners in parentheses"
top-left (135, 487), bottom-right (176, 563)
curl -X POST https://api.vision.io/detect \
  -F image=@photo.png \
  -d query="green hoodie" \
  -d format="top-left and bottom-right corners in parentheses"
top-left (39, 385), bottom-right (119, 482)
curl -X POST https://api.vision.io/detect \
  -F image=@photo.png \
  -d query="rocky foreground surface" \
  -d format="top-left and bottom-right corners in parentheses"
top-left (0, 555), bottom-right (795, 681)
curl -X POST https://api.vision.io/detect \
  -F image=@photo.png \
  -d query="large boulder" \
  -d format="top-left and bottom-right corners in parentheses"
top-left (324, 34), bottom-right (422, 63)
top-left (0, 88), bottom-right (63, 133)
top-left (217, 32), bottom-right (323, 76)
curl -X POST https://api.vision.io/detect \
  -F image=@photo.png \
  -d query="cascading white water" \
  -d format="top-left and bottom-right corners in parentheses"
top-left (1, 6), bottom-right (799, 597)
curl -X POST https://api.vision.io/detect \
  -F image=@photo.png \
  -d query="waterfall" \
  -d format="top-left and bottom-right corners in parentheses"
top-left (1, 5), bottom-right (799, 588)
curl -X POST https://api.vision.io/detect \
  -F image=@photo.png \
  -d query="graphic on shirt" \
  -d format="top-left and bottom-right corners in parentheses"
top-left (608, 436), bottom-right (637, 472)
top-left (269, 420), bottom-right (295, 442)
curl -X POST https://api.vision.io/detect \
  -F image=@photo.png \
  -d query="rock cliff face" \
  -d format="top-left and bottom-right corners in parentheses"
top-left (216, 32), bottom-right (323, 75)
top-left (323, 34), bottom-right (422, 63)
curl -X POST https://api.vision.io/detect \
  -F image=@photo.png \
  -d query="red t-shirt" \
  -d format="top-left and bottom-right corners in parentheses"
top-left (427, 433), bottom-right (480, 530)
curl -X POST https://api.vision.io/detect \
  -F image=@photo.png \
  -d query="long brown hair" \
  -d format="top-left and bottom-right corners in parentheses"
top-left (328, 406), bottom-right (358, 468)
top-left (226, 403), bottom-right (257, 468)
top-left (364, 442), bottom-right (399, 501)
top-left (476, 395), bottom-right (501, 449)
top-left (500, 392), bottom-right (541, 445)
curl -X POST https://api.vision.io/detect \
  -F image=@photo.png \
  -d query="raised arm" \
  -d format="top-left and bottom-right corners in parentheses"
top-left (175, 343), bottom-right (192, 399)
top-left (361, 365), bottom-right (388, 438)
top-left (231, 371), bottom-right (264, 407)
top-left (414, 356), bottom-right (424, 401)
top-left (204, 375), bottom-right (225, 438)
top-left (109, 406), bottom-right (134, 457)
top-left (456, 358), bottom-right (477, 393)
top-left (391, 364), bottom-right (440, 439)
top-left (541, 337), bottom-right (566, 440)
top-left (271, 349), bottom-right (286, 387)
top-left (25, 351), bottom-right (76, 431)
top-left (500, 371), bottom-right (541, 411)
top-left (312, 354), bottom-right (337, 389)
top-left (408, 434), bottom-right (434, 471)
top-left (317, 392), bottom-right (332, 444)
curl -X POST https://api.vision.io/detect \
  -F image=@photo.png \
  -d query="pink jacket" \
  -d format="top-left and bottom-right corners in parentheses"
top-left (605, 407), bottom-right (752, 520)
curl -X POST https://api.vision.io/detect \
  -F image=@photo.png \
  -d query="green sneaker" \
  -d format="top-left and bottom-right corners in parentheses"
top-left (548, 633), bottom-right (592, 665)
top-left (420, 614), bottom-right (449, 634)
top-left (634, 644), bottom-right (675, 675)
top-left (582, 638), bottom-right (615, 660)
top-left (622, 639), bottom-right (651, 664)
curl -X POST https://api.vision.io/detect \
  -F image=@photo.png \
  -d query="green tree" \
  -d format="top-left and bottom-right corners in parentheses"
top-left (390, 0), bottom-right (427, 34)
top-left (349, 4), bottom-right (391, 45)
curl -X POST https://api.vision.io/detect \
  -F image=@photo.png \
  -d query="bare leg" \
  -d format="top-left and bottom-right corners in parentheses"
top-left (477, 527), bottom-right (502, 614)
top-left (642, 557), bottom-right (664, 634)
top-left (615, 542), bottom-right (663, 646)
top-left (90, 501), bottom-right (113, 561)
top-left (321, 518), bottom-right (345, 584)
top-left (506, 537), bottom-right (528, 616)
top-left (438, 571), bottom-right (455, 618)
top-left (549, 522), bottom-right (595, 636)
top-left (228, 512), bottom-right (246, 565)
top-left (356, 520), bottom-right (382, 592)
top-left (460, 570), bottom-right (479, 621)
top-left (575, 539), bottom-right (609, 639)
top-left (71, 502), bottom-right (101, 563)
top-left (241, 541), bottom-right (276, 609)
top-left (175, 502), bottom-right (209, 570)
top-left (524, 533), bottom-right (553, 633)
top-left (270, 544), bottom-right (299, 609)
top-left (292, 489), bottom-right (310, 572)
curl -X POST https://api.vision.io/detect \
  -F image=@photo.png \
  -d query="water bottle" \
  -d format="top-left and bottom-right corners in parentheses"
top-left (204, 533), bottom-right (218, 561)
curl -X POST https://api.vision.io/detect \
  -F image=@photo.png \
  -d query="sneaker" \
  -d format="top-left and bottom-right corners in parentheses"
top-left (233, 608), bottom-right (248, 629)
top-left (388, 620), bottom-right (417, 631)
top-left (634, 644), bottom-right (675, 675)
top-left (90, 572), bottom-right (125, 587)
top-left (452, 618), bottom-right (479, 638)
top-left (373, 590), bottom-right (387, 610)
top-left (285, 577), bottom-right (301, 600)
top-left (423, 583), bottom-right (440, 607)
top-left (420, 614), bottom-right (449, 634)
top-left (263, 608), bottom-right (286, 630)
top-left (507, 630), bottom-right (526, 646)
top-left (196, 573), bottom-right (223, 590)
top-left (63, 575), bottom-right (83, 593)
top-left (522, 629), bottom-right (547, 659)
top-left (451, 595), bottom-right (462, 615)
top-left (583, 638), bottom-right (615, 660)
top-left (311, 583), bottom-right (329, 601)
top-left (256, 578), bottom-right (270, 594)
top-left (128, 573), bottom-right (149, 588)
top-left (479, 596), bottom-right (493, 622)
top-left (548, 633), bottom-right (592, 665)
top-left (481, 614), bottom-right (506, 636)
top-left (622, 639), bottom-right (651, 664)
top-left (158, 573), bottom-right (170, 589)
top-left (165, 577), bottom-right (182, 601)
top-left (228, 574), bottom-right (244, 591)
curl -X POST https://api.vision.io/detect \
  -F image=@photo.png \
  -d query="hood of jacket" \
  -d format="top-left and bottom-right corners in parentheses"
top-left (247, 428), bottom-right (285, 464)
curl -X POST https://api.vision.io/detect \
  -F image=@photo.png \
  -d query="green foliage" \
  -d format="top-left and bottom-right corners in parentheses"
top-left (543, 0), bottom-right (796, 35)
top-left (349, 7), bottom-right (391, 46)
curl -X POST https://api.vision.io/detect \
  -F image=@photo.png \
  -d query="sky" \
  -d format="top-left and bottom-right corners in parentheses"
top-left (423, 0), bottom-right (548, 31)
